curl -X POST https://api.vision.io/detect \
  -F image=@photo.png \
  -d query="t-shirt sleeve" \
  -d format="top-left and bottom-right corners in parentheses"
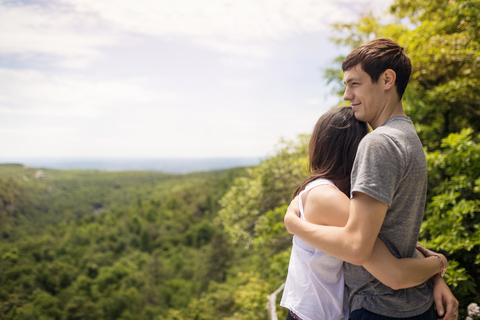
top-left (351, 132), bottom-right (406, 205)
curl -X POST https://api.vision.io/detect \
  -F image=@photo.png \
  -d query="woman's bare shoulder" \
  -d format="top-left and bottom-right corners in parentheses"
top-left (303, 185), bottom-right (350, 227)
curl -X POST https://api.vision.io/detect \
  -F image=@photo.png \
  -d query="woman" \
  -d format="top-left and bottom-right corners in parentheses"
top-left (280, 106), bottom-right (446, 320)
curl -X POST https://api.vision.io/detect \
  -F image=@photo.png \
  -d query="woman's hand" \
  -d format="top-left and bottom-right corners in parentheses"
top-left (416, 243), bottom-right (448, 277)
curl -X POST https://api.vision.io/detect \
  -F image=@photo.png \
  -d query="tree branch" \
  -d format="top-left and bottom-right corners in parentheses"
top-left (266, 283), bottom-right (285, 320)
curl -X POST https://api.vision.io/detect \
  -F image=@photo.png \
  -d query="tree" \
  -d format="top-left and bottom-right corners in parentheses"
top-left (217, 137), bottom-right (308, 247)
top-left (421, 129), bottom-right (480, 302)
top-left (62, 296), bottom-right (103, 320)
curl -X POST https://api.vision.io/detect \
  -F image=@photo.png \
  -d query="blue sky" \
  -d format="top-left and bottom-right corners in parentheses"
top-left (0, 0), bottom-right (391, 159)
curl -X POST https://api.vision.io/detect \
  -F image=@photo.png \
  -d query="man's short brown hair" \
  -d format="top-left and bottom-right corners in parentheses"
top-left (342, 38), bottom-right (412, 100)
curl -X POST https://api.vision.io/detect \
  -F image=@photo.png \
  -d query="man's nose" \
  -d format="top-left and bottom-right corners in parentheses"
top-left (343, 88), bottom-right (352, 101)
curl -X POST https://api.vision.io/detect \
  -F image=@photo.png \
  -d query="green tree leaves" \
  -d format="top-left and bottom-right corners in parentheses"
top-left (218, 137), bottom-right (308, 247)
top-left (0, 165), bottom-right (246, 319)
top-left (421, 129), bottom-right (480, 300)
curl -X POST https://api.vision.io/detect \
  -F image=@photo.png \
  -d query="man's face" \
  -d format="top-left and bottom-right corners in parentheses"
top-left (342, 64), bottom-right (385, 126)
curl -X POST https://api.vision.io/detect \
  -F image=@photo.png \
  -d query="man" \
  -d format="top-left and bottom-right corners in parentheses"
top-left (284, 38), bottom-right (458, 319)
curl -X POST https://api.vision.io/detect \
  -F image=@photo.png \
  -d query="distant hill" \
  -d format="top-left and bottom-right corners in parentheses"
top-left (0, 157), bottom-right (261, 174)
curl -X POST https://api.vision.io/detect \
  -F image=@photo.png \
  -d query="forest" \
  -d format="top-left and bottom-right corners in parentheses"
top-left (1, 0), bottom-right (480, 319)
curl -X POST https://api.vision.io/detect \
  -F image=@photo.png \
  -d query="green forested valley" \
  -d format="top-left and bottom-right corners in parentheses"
top-left (0, 164), bottom-right (254, 319)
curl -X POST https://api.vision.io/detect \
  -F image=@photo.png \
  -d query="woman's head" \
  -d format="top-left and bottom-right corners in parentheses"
top-left (294, 106), bottom-right (369, 197)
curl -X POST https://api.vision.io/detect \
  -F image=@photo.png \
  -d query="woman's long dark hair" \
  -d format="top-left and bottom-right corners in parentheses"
top-left (293, 106), bottom-right (369, 198)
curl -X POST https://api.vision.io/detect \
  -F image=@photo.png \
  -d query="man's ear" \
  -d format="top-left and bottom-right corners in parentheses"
top-left (383, 69), bottom-right (396, 91)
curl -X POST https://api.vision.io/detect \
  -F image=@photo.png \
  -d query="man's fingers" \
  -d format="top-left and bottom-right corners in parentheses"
top-left (284, 199), bottom-right (301, 234)
top-left (431, 274), bottom-right (458, 320)
top-left (415, 243), bottom-right (434, 257)
top-left (287, 196), bottom-right (300, 216)
top-left (440, 296), bottom-right (459, 320)
top-left (434, 296), bottom-right (444, 318)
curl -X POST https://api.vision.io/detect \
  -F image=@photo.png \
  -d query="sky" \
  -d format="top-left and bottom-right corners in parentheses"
top-left (0, 0), bottom-right (392, 160)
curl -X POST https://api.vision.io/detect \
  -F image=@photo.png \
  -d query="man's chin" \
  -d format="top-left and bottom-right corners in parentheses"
top-left (353, 111), bottom-right (364, 121)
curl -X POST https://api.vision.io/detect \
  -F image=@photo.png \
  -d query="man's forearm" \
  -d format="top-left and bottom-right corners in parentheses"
top-left (284, 207), bottom-right (370, 265)
top-left (284, 192), bottom-right (386, 264)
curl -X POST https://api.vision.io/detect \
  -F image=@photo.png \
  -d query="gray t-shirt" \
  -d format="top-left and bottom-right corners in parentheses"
top-left (344, 116), bottom-right (433, 317)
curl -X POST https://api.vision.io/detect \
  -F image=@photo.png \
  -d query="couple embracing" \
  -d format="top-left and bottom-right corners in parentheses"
top-left (281, 38), bottom-right (459, 320)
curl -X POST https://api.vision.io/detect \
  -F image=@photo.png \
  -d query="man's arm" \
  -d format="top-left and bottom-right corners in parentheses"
top-left (362, 239), bottom-right (447, 290)
top-left (284, 192), bottom-right (388, 265)
top-left (293, 188), bottom-right (453, 294)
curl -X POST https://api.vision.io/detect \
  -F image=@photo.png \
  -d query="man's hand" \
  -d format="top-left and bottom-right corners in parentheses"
top-left (284, 196), bottom-right (301, 234)
top-left (431, 275), bottom-right (459, 319)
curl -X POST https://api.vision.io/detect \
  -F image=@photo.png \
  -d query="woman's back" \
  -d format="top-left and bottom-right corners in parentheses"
top-left (280, 179), bottom-right (349, 320)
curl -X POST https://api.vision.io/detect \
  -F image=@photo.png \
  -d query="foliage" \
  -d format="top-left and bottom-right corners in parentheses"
top-left (0, 164), bottom-right (250, 319)
top-left (421, 129), bottom-right (480, 309)
top-left (218, 137), bottom-right (308, 247)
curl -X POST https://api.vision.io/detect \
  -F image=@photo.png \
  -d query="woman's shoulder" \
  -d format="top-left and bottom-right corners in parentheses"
top-left (307, 184), bottom-right (348, 206)
top-left (304, 178), bottom-right (338, 191)
top-left (303, 184), bottom-right (350, 227)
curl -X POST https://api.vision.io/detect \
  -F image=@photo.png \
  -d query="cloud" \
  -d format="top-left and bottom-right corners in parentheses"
top-left (0, 0), bottom-right (392, 67)
top-left (61, 0), bottom-right (337, 40)
top-left (194, 39), bottom-right (269, 58)
top-left (60, 0), bottom-right (391, 39)
top-left (307, 98), bottom-right (323, 106)
top-left (219, 57), bottom-right (261, 68)
top-left (0, 3), bottom-right (117, 67)
top-left (0, 126), bottom-right (77, 136)
top-left (220, 78), bottom-right (252, 87)
top-left (0, 68), bottom-right (177, 118)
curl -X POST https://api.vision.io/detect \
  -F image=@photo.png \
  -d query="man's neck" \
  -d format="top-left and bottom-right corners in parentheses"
top-left (369, 100), bottom-right (406, 130)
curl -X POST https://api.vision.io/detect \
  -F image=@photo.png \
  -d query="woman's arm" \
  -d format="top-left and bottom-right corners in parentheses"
top-left (302, 187), bottom-right (447, 290)
top-left (362, 239), bottom-right (447, 290)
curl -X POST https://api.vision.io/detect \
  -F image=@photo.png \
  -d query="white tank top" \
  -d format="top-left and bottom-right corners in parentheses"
top-left (280, 179), bottom-right (349, 320)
